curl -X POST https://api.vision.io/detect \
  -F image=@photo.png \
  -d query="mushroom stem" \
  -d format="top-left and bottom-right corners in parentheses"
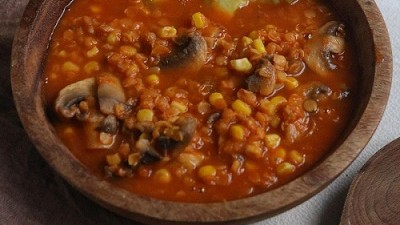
top-left (97, 73), bottom-right (126, 115)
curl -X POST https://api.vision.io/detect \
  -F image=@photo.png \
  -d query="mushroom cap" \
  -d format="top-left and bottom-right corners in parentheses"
top-left (246, 58), bottom-right (277, 96)
top-left (304, 21), bottom-right (345, 76)
top-left (159, 32), bottom-right (207, 72)
top-left (54, 78), bottom-right (96, 119)
top-left (153, 116), bottom-right (197, 154)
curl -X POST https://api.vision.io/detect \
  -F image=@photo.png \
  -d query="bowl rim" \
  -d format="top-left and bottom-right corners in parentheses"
top-left (10, 0), bottom-right (392, 224)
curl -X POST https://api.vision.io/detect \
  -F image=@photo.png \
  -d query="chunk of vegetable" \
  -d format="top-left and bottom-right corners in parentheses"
top-left (232, 99), bottom-right (252, 116)
top-left (230, 58), bottom-right (253, 73)
top-left (230, 124), bottom-right (245, 140)
top-left (192, 12), bottom-right (208, 29)
top-left (137, 109), bottom-right (154, 122)
top-left (210, 0), bottom-right (249, 17)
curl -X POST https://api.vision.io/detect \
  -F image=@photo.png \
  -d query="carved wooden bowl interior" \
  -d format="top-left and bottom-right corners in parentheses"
top-left (11, 0), bottom-right (392, 224)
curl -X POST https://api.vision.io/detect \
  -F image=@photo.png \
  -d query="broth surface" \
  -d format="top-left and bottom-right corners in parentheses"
top-left (43, 0), bottom-right (359, 202)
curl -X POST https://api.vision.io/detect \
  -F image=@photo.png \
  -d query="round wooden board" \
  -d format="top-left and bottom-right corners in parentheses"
top-left (341, 138), bottom-right (400, 225)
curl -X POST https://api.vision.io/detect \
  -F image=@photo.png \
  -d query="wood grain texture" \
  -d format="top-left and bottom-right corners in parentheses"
top-left (10, 0), bottom-right (393, 224)
top-left (341, 138), bottom-right (400, 225)
top-left (0, 0), bottom-right (29, 40)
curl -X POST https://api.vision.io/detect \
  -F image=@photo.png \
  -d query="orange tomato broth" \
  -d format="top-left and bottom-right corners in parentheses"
top-left (43, 0), bottom-right (359, 202)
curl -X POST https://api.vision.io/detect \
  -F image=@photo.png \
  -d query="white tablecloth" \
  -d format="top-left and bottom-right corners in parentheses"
top-left (258, 0), bottom-right (400, 224)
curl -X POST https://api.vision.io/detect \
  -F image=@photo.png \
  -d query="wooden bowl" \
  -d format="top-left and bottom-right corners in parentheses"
top-left (10, 0), bottom-right (392, 224)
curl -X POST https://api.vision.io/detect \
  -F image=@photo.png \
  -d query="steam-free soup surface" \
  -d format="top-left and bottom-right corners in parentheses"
top-left (44, 0), bottom-right (358, 202)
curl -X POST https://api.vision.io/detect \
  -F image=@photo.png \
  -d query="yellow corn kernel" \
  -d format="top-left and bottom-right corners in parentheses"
top-left (107, 32), bottom-right (120, 45)
top-left (120, 45), bottom-right (137, 57)
top-left (265, 134), bottom-right (281, 149)
top-left (284, 77), bottom-right (299, 90)
top-left (265, 96), bottom-right (287, 115)
top-left (171, 101), bottom-right (188, 113)
top-left (83, 61), bottom-right (100, 74)
top-left (270, 96), bottom-right (287, 107)
top-left (209, 92), bottom-right (224, 106)
top-left (136, 109), bottom-right (154, 122)
top-left (62, 61), bottom-right (80, 73)
top-left (289, 150), bottom-right (305, 165)
top-left (230, 58), bottom-right (253, 73)
top-left (242, 36), bottom-right (253, 46)
top-left (106, 153), bottom-right (121, 166)
top-left (232, 99), bottom-right (252, 116)
top-left (270, 147), bottom-right (287, 165)
top-left (276, 162), bottom-right (296, 176)
top-left (158, 26), bottom-right (177, 38)
top-left (86, 46), bottom-right (99, 58)
top-left (198, 165), bottom-right (217, 179)
top-left (192, 12), bottom-right (208, 29)
top-left (146, 74), bottom-right (160, 86)
top-left (230, 124), bottom-right (245, 140)
top-left (154, 169), bottom-right (172, 184)
top-left (252, 38), bottom-right (266, 53)
top-left (245, 143), bottom-right (263, 159)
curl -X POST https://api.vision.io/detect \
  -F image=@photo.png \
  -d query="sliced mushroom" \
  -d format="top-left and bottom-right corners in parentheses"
top-left (97, 73), bottom-right (126, 115)
top-left (123, 116), bottom-right (197, 167)
top-left (55, 78), bottom-right (96, 121)
top-left (304, 21), bottom-right (345, 76)
top-left (99, 115), bottom-right (119, 134)
top-left (153, 116), bottom-right (197, 154)
top-left (245, 58), bottom-right (276, 96)
top-left (135, 139), bottom-right (163, 165)
top-left (159, 32), bottom-right (207, 72)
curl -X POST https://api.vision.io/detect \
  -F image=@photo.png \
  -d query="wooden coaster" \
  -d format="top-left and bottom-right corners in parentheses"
top-left (341, 138), bottom-right (400, 224)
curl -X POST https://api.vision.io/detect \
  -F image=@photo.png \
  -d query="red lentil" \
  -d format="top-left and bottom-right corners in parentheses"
top-left (44, 0), bottom-right (359, 203)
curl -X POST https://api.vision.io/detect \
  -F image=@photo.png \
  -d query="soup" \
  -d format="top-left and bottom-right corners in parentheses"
top-left (43, 0), bottom-right (359, 202)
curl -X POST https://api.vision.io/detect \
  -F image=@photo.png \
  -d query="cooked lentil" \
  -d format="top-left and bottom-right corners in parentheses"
top-left (43, 0), bottom-right (359, 202)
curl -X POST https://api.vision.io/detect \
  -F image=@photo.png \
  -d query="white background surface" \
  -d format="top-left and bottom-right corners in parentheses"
top-left (257, 0), bottom-right (400, 224)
